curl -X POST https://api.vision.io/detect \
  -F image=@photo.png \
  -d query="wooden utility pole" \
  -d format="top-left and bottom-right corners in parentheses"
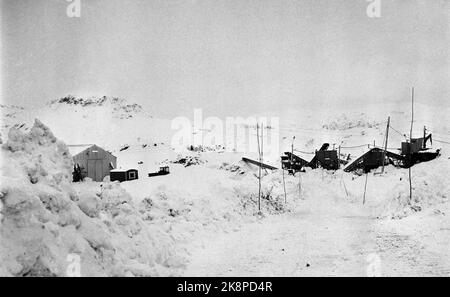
top-left (191, 123), bottom-right (195, 149)
top-left (291, 136), bottom-right (295, 166)
top-left (423, 126), bottom-right (427, 149)
top-left (409, 87), bottom-right (414, 202)
top-left (298, 170), bottom-right (301, 200)
top-left (338, 145), bottom-right (341, 169)
top-left (261, 124), bottom-right (264, 163)
top-left (363, 172), bottom-right (368, 205)
top-left (291, 137), bottom-right (294, 155)
top-left (282, 166), bottom-right (287, 204)
top-left (381, 116), bottom-right (390, 174)
top-left (410, 88), bottom-right (414, 140)
top-left (257, 123), bottom-right (262, 212)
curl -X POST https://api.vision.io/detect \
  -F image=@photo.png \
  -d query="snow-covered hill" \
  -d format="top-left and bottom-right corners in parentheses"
top-left (48, 95), bottom-right (151, 120)
top-left (1, 96), bottom-right (172, 152)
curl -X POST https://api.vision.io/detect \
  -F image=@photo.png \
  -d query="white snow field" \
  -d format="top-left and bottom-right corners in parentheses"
top-left (1, 96), bottom-right (449, 276)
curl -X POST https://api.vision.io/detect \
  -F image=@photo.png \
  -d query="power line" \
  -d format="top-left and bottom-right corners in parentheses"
top-left (432, 132), bottom-right (450, 137)
top-left (389, 125), bottom-right (407, 138)
top-left (435, 139), bottom-right (450, 145)
top-left (293, 149), bottom-right (315, 154)
top-left (340, 144), bottom-right (369, 149)
top-left (371, 145), bottom-right (400, 150)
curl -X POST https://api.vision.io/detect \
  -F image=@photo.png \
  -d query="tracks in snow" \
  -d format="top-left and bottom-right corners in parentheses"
top-left (184, 204), bottom-right (450, 276)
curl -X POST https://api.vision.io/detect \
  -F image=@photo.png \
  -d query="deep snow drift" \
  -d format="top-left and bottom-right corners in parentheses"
top-left (0, 120), bottom-right (182, 276)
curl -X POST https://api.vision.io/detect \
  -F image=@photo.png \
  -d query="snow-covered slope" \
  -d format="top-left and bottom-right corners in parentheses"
top-left (1, 96), bottom-right (172, 152)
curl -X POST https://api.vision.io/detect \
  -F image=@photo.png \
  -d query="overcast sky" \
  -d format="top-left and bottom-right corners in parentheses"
top-left (1, 0), bottom-right (449, 117)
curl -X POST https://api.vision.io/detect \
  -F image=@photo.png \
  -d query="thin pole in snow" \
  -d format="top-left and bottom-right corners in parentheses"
top-left (409, 87), bottom-right (414, 202)
top-left (410, 87), bottom-right (414, 140)
top-left (282, 166), bottom-right (287, 204)
top-left (338, 145), bottom-right (341, 169)
top-left (290, 136), bottom-right (301, 200)
top-left (261, 124), bottom-right (264, 163)
top-left (257, 123), bottom-right (262, 212)
top-left (363, 172), bottom-right (369, 205)
top-left (382, 116), bottom-right (390, 174)
top-left (291, 136), bottom-right (295, 167)
top-left (341, 174), bottom-right (349, 197)
top-left (193, 123), bottom-right (195, 147)
top-left (423, 126), bottom-right (426, 149)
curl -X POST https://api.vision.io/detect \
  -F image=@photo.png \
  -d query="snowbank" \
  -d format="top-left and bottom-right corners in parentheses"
top-left (0, 120), bottom-right (184, 276)
top-left (294, 160), bottom-right (450, 220)
top-left (370, 160), bottom-right (450, 219)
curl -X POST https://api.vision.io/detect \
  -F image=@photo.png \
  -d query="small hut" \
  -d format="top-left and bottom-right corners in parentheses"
top-left (110, 169), bottom-right (139, 182)
top-left (68, 144), bottom-right (117, 182)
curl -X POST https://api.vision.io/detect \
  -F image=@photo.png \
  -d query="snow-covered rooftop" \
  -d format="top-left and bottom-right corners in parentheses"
top-left (67, 144), bottom-right (94, 156)
top-left (110, 168), bottom-right (137, 172)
